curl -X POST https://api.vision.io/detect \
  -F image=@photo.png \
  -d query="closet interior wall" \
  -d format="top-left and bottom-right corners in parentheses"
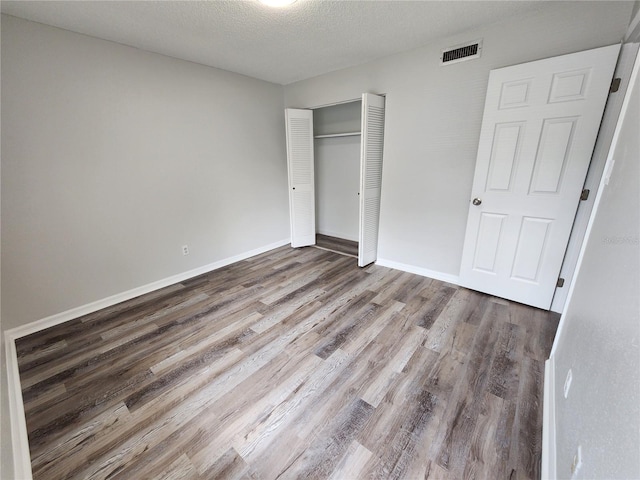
top-left (313, 100), bottom-right (362, 251)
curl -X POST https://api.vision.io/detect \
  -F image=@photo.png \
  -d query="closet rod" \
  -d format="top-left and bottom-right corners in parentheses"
top-left (314, 132), bottom-right (361, 139)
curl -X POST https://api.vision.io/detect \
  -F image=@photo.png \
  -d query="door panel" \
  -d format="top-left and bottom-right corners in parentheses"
top-left (459, 44), bottom-right (620, 309)
top-left (473, 213), bottom-right (507, 273)
top-left (529, 117), bottom-right (577, 194)
top-left (511, 217), bottom-right (552, 282)
top-left (285, 108), bottom-right (316, 248)
top-left (358, 93), bottom-right (385, 267)
top-left (486, 123), bottom-right (523, 192)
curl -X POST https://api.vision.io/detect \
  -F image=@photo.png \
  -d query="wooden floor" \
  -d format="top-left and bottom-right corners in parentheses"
top-left (316, 234), bottom-right (358, 258)
top-left (16, 246), bottom-right (559, 479)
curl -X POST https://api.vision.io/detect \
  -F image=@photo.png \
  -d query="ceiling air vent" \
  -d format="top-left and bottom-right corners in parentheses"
top-left (440, 39), bottom-right (482, 66)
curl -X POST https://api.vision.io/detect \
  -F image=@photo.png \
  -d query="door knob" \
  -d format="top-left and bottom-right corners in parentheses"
top-left (472, 198), bottom-right (482, 206)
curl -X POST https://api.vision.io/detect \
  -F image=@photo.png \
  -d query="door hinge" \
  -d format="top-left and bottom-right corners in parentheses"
top-left (580, 189), bottom-right (590, 201)
top-left (610, 77), bottom-right (621, 93)
top-left (557, 278), bottom-right (565, 288)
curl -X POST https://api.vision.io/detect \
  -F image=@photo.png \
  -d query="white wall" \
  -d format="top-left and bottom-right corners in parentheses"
top-left (632, 1), bottom-right (640, 23)
top-left (628, 1), bottom-right (640, 42)
top-left (551, 49), bottom-right (639, 479)
top-left (0, 16), bottom-right (9, 475)
top-left (1, 15), bottom-right (289, 330)
top-left (284, 2), bottom-right (632, 279)
top-left (315, 137), bottom-right (360, 241)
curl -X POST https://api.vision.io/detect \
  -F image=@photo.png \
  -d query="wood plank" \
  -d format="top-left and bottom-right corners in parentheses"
top-left (358, 345), bottom-right (440, 479)
top-left (316, 233), bottom-right (359, 257)
top-left (329, 440), bottom-right (372, 479)
top-left (16, 246), bottom-right (559, 479)
top-left (275, 398), bottom-right (374, 479)
top-left (430, 302), bottom-right (505, 477)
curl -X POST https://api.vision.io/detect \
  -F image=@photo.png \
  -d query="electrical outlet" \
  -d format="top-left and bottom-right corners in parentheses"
top-left (182, 245), bottom-right (189, 256)
top-left (564, 368), bottom-right (573, 399)
top-left (571, 445), bottom-right (583, 478)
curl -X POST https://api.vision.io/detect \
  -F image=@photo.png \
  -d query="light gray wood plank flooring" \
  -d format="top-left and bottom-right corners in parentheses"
top-left (16, 245), bottom-right (559, 479)
top-left (316, 234), bottom-right (358, 258)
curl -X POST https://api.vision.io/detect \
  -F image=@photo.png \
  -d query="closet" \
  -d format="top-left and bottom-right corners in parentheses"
top-left (285, 93), bottom-right (385, 267)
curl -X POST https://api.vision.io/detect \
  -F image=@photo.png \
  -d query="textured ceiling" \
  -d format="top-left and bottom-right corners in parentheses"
top-left (1, 0), bottom-right (550, 85)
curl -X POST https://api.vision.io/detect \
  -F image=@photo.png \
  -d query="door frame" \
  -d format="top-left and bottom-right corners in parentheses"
top-left (550, 43), bottom-right (640, 313)
top-left (459, 44), bottom-right (621, 310)
top-left (286, 93), bottom-right (387, 266)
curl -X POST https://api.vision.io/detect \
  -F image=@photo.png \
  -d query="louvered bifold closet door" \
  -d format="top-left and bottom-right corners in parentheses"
top-left (358, 93), bottom-right (386, 267)
top-left (285, 108), bottom-right (316, 248)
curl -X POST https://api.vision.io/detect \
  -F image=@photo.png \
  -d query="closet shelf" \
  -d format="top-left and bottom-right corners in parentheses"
top-left (314, 131), bottom-right (361, 139)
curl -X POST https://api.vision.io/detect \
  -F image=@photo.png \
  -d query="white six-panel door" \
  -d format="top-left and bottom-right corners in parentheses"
top-left (358, 93), bottom-right (386, 267)
top-left (459, 45), bottom-right (620, 309)
top-left (285, 108), bottom-right (316, 248)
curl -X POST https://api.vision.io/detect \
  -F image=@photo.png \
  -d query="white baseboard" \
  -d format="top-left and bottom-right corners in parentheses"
top-left (375, 258), bottom-right (460, 286)
top-left (5, 238), bottom-right (290, 341)
top-left (3, 238), bottom-right (290, 479)
top-left (542, 356), bottom-right (557, 480)
top-left (4, 333), bottom-right (33, 480)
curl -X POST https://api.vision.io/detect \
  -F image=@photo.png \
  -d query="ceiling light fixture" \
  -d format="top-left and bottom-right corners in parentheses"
top-left (259, 0), bottom-right (297, 7)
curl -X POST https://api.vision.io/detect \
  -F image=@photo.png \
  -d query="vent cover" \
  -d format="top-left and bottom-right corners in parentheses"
top-left (441, 39), bottom-right (483, 66)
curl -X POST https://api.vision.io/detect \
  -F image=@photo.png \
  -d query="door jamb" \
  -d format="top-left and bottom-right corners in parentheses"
top-left (550, 43), bottom-right (639, 313)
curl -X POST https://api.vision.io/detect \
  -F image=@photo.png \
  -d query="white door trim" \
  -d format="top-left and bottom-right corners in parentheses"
top-left (551, 43), bottom-right (640, 313)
